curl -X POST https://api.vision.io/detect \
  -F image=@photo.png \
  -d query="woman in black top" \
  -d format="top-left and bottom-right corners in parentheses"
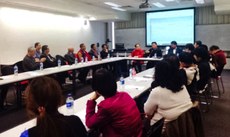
top-left (20, 76), bottom-right (87, 137)
top-left (193, 47), bottom-right (211, 90)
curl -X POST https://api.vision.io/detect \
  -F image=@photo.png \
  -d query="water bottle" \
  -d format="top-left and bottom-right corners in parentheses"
top-left (116, 52), bottom-right (119, 57)
top-left (98, 53), bottom-right (101, 60)
top-left (92, 55), bottom-right (95, 61)
top-left (107, 54), bottom-right (110, 59)
top-left (75, 58), bottom-right (78, 65)
top-left (81, 57), bottom-right (84, 63)
top-left (154, 53), bottom-right (157, 58)
top-left (124, 52), bottom-right (127, 57)
top-left (85, 56), bottom-right (88, 62)
top-left (58, 59), bottom-right (61, 67)
top-left (129, 68), bottom-right (133, 79)
top-left (66, 93), bottom-right (74, 115)
top-left (120, 75), bottom-right (125, 91)
top-left (14, 65), bottom-right (18, 76)
top-left (40, 62), bottom-right (43, 71)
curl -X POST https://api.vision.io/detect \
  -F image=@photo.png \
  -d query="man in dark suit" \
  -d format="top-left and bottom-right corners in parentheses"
top-left (40, 45), bottom-right (56, 69)
top-left (167, 41), bottom-right (182, 56)
top-left (64, 48), bottom-right (75, 65)
top-left (146, 42), bottom-right (162, 69)
top-left (23, 47), bottom-right (46, 71)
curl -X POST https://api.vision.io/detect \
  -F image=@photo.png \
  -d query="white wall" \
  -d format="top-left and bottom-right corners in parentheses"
top-left (0, 7), bottom-right (106, 64)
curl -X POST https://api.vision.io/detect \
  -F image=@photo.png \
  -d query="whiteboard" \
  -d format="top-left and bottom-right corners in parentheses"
top-left (115, 24), bottom-right (230, 50)
top-left (115, 28), bottom-right (146, 49)
top-left (196, 24), bottom-right (230, 50)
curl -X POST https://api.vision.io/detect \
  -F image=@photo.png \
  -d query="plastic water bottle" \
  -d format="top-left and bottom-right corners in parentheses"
top-left (129, 68), bottom-right (133, 79)
top-left (75, 58), bottom-right (78, 65)
top-left (92, 55), bottom-right (95, 61)
top-left (81, 57), bottom-right (84, 63)
top-left (120, 75), bottom-right (125, 91)
top-left (154, 53), bottom-right (157, 58)
top-left (66, 93), bottom-right (74, 115)
top-left (116, 52), bottom-right (119, 57)
top-left (14, 65), bottom-right (18, 76)
top-left (124, 52), bottom-right (127, 57)
top-left (107, 54), bottom-right (110, 59)
top-left (58, 59), bottom-right (61, 67)
top-left (98, 53), bottom-right (101, 60)
top-left (40, 62), bottom-right (43, 71)
top-left (85, 56), bottom-right (88, 62)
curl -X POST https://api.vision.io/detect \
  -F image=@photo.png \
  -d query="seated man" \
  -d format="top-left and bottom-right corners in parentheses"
top-left (167, 41), bottom-right (182, 55)
top-left (209, 45), bottom-right (226, 77)
top-left (41, 45), bottom-right (67, 84)
top-left (88, 43), bottom-right (99, 60)
top-left (65, 48), bottom-right (75, 65)
top-left (146, 42), bottom-right (162, 69)
top-left (40, 45), bottom-right (56, 69)
top-left (100, 44), bottom-right (111, 59)
top-left (23, 47), bottom-right (46, 71)
top-left (75, 43), bottom-right (91, 83)
top-left (76, 43), bottom-right (91, 62)
top-left (130, 43), bottom-right (144, 72)
top-left (34, 42), bottom-right (42, 59)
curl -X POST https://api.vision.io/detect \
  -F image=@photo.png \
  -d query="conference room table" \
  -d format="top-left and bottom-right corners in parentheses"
top-left (0, 67), bottom-right (155, 137)
top-left (0, 57), bottom-right (161, 107)
top-left (0, 57), bottom-right (161, 86)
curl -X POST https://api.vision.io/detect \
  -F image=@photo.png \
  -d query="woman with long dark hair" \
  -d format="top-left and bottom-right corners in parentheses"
top-left (20, 77), bottom-right (87, 137)
top-left (144, 60), bottom-right (193, 125)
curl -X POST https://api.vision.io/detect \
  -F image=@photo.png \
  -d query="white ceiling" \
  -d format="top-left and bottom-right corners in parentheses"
top-left (0, 0), bottom-right (219, 20)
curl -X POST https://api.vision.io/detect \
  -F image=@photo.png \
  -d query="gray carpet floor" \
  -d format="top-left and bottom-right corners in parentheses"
top-left (0, 71), bottom-right (230, 137)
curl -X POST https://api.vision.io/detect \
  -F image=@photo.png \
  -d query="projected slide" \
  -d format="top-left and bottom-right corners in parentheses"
top-left (146, 9), bottom-right (195, 46)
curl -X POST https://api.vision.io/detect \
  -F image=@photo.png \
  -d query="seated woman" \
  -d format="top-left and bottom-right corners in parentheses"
top-left (179, 52), bottom-right (200, 101)
top-left (193, 47), bottom-right (211, 91)
top-left (144, 61), bottom-right (193, 125)
top-left (130, 43), bottom-right (144, 72)
top-left (86, 68), bottom-right (143, 137)
top-left (20, 77), bottom-right (87, 137)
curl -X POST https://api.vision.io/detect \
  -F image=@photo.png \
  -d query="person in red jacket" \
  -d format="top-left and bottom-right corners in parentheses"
top-left (130, 43), bottom-right (144, 72)
top-left (209, 45), bottom-right (227, 76)
top-left (75, 43), bottom-right (91, 83)
top-left (75, 43), bottom-right (92, 62)
top-left (86, 68), bottom-right (143, 137)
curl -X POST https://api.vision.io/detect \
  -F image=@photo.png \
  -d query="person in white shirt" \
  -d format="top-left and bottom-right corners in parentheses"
top-left (179, 52), bottom-right (200, 101)
top-left (144, 60), bottom-right (193, 125)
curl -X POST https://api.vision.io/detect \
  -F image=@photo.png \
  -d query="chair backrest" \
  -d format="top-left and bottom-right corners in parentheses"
top-left (164, 107), bottom-right (204, 137)
top-left (146, 118), bottom-right (164, 137)
top-left (1, 65), bottom-right (14, 76)
top-left (14, 61), bottom-right (24, 73)
top-left (56, 55), bottom-right (68, 66)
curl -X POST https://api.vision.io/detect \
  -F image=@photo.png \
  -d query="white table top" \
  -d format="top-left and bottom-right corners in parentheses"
top-left (0, 57), bottom-right (160, 86)
top-left (0, 68), bottom-right (154, 137)
top-left (125, 57), bottom-right (163, 61)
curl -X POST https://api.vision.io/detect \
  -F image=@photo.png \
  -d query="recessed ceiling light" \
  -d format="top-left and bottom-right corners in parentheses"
top-left (104, 2), bottom-right (121, 7)
top-left (152, 2), bottom-right (166, 8)
top-left (111, 7), bottom-right (126, 11)
top-left (195, 0), bottom-right (205, 4)
top-left (165, 0), bottom-right (175, 2)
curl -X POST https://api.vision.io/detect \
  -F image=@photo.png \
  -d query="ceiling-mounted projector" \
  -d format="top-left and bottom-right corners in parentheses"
top-left (139, 0), bottom-right (152, 9)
